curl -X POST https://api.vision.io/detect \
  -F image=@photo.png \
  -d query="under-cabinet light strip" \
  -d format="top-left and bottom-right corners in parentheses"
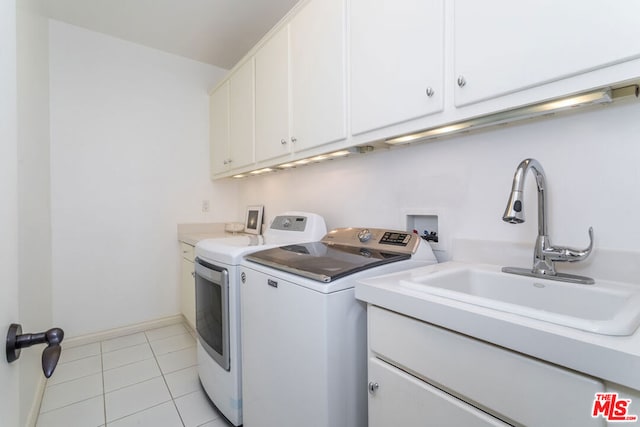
top-left (385, 87), bottom-right (621, 145)
top-left (231, 147), bottom-right (365, 178)
top-left (230, 84), bottom-right (638, 179)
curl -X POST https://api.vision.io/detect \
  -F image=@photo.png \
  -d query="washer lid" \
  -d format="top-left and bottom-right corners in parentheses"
top-left (245, 242), bottom-right (410, 283)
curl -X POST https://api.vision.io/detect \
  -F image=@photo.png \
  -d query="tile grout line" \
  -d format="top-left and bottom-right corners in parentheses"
top-left (106, 400), bottom-right (175, 425)
top-left (44, 355), bottom-right (102, 388)
top-left (100, 340), bottom-right (107, 426)
top-left (102, 354), bottom-right (156, 375)
top-left (38, 393), bottom-right (103, 416)
top-left (146, 329), bottom-right (189, 427)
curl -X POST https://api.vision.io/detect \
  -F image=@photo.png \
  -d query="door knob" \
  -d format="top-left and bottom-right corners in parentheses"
top-left (6, 323), bottom-right (65, 378)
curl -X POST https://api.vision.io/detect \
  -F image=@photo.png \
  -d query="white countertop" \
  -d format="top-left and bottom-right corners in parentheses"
top-left (177, 222), bottom-right (241, 246)
top-left (356, 261), bottom-right (640, 390)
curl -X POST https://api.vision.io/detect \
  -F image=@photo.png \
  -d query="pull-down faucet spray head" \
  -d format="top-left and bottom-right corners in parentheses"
top-left (502, 158), bottom-right (547, 236)
top-left (503, 190), bottom-right (525, 224)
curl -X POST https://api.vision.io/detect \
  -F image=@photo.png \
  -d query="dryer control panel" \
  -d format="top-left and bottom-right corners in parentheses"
top-left (270, 215), bottom-right (308, 232)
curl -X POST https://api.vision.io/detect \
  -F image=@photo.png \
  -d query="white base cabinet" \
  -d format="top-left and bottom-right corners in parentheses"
top-left (367, 305), bottom-right (606, 427)
top-left (180, 243), bottom-right (196, 329)
top-left (368, 358), bottom-right (507, 427)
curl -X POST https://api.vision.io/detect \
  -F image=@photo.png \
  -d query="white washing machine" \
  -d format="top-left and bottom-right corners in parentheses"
top-left (194, 212), bottom-right (326, 426)
top-left (239, 228), bottom-right (439, 427)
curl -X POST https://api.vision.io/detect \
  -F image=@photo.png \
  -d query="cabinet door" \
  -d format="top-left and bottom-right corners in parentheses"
top-left (255, 28), bottom-right (291, 163)
top-left (454, 0), bottom-right (640, 106)
top-left (350, 0), bottom-right (444, 135)
top-left (289, 0), bottom-right (346, 151)
top-left (228, 58), bottom-right (255, 169)
top-left (209, 82), bottom-right (229, 176)
top-left (180, 257), bottom-right (195, 329)
top-left (229, 59), bottom-right (255, 169)
top-left (369, 358), bottom-right (508, 427)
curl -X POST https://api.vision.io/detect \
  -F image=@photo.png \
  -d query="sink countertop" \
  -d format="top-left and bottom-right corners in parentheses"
top-left (356, 261), bottom-right (640, 391)
top-left (177, 222), bottom-right (238, 246)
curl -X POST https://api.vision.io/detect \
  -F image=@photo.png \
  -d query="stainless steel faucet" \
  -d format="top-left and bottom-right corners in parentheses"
top-left (502, 158), bottom-right (595, 284)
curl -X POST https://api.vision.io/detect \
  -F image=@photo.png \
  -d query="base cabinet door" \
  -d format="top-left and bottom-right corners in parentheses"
top-left (180, 256), bottom-right (195, 329)
top-left (368, 358), bottom-right (508, 427)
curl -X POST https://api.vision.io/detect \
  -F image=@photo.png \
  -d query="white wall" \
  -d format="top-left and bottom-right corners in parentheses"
top-left (17, 0), bottom-right (53, 424)
top-left (0, 0), bottom-right (21, 425)
top-left (236, 100), bottom-right (640, 256)
top-left (49, 21), bottom-right (236, 337)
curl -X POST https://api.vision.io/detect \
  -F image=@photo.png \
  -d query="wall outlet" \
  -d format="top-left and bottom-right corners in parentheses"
top-left (201, 200), bottom-right (210, 213)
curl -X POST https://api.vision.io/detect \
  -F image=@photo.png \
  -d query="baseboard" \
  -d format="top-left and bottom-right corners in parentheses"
top-left (24, 374), bottom-right (46, 427)
top-left (63, 314), bottom-right (184, 348)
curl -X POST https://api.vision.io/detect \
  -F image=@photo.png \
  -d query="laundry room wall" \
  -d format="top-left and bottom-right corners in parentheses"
top-left (49, 20), bottom-right (238, 337)
top-left (235, 100), bottom-right (640, 259)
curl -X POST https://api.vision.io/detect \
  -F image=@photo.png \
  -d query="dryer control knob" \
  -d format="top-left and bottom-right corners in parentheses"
top-left (357, 229), bottom-right (372, 243)
top-left (283, 218), bottom-right (292, 228)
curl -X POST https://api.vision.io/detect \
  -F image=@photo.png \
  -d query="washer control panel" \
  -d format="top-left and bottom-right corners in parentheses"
top-left (322, 228), bottom-right (420, 254)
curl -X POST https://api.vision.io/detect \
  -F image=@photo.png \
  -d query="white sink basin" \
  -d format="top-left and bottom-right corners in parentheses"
top-left (399, 266), bottom-right (640, 335)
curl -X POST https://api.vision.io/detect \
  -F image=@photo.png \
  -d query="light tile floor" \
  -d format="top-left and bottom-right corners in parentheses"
top-left (36, 323), bottom-right (233, 427)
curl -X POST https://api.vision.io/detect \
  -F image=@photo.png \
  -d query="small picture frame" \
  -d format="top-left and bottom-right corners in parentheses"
top-left (244, 205), bottom-right (264, 235)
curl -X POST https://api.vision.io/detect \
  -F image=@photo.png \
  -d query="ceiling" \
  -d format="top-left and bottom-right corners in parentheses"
top-left (44, 0), bottom-right (301, 70)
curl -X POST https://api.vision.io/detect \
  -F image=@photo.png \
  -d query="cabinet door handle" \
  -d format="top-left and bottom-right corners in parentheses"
top-left (191, 271), bottom-right (195, 278)
top-left (457, 75), bottom-right (466, 87)
top-left (368, 381), bottom-right (379, 394)
top-left (281, 139), bottom-right (287, 145)
top-left (426, 87), bottom-right (435, 97)
top-left (291, 137), bottom-right (297, 143)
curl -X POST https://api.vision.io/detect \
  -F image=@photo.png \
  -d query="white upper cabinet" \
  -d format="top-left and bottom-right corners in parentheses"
top-left (255, 28), bottom-right (291, 163)
top-left (211, 0), bottom-right (640, 179)
top-left (350, 0), bottom-right (444, 135)
top-left (228, 58), bottom-right (255, 169)
top-left (210, 60), bottom-right (255, 177)
top-left (454, 0), bottom-right (640, 107)
top-left (289, 0), bottom-right (346, 152)
top-left (209, 82), bottom-right (229, 177)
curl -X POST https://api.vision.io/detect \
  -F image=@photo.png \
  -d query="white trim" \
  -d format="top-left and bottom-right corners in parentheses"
top-left (25, 375), bottom-right (46, 427)
top-left (63, 315), bottom-right (184, 348)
